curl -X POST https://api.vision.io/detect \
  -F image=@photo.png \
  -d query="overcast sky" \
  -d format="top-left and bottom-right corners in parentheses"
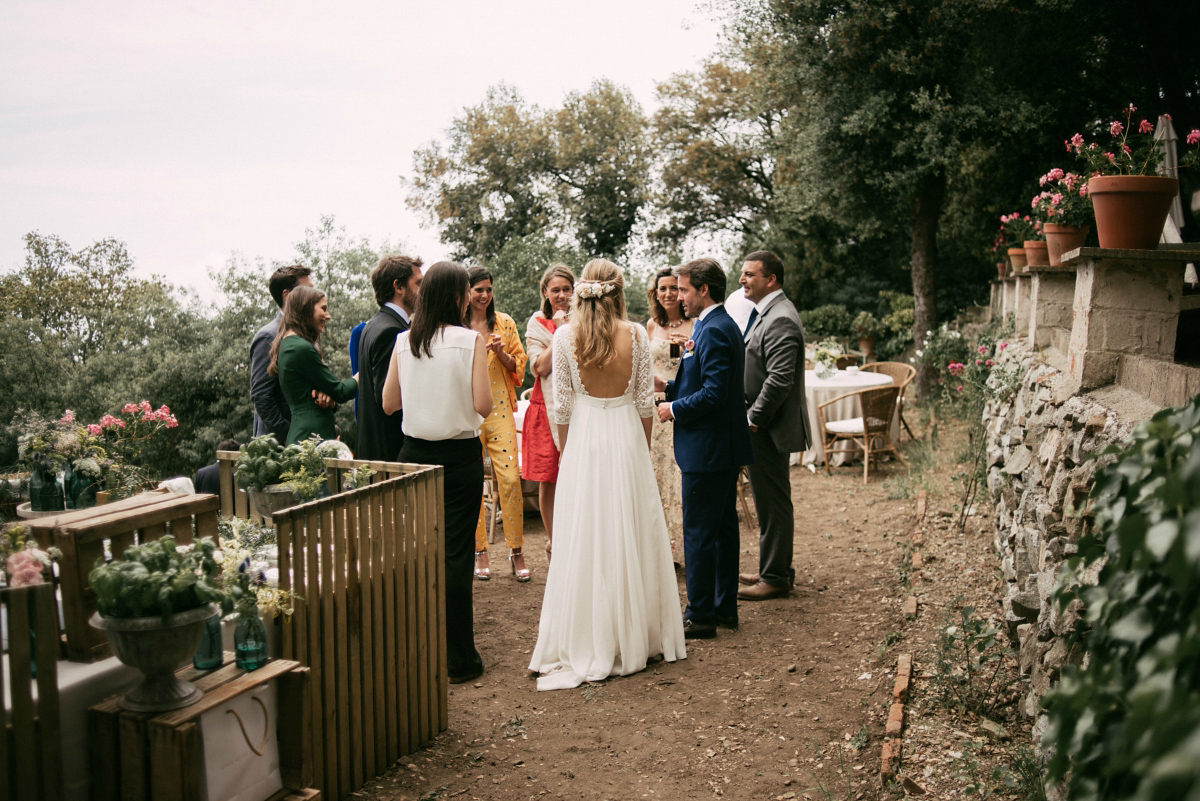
top-left (1, 1), bottom-right (723, 297)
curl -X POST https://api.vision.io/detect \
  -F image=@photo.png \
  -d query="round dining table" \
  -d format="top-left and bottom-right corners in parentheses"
top-left (797, 368), bottom-right (897, 466)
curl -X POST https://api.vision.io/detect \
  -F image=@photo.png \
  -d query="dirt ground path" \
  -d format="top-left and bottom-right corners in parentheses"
top-left (358, 460), bottom-right (920, 801)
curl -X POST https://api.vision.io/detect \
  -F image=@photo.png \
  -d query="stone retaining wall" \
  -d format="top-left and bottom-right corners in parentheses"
top-left (982, 342), bottom-right (1144, 739)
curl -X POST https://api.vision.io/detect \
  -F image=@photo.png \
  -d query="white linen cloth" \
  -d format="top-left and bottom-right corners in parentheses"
top-left (528, 323), bottom-right (685, 691)
top-left (797, 369), bottom-right (896, 466)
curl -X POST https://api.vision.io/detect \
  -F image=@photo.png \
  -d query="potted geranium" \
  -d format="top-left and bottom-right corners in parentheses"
top-left (997, 214), bottom-right (1041, 272)
top-left (852, 312), bottom-right (884, 358)
top-left (1031, 169), bottom-right (1093, 266)
top-left (89, 536), bottom-right (233, 711)
top-left (1066, 105), bottom-right (1200, 250)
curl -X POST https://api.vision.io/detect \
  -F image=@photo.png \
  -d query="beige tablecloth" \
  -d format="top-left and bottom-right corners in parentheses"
top-left (799, 369), bottom-right (897, 466)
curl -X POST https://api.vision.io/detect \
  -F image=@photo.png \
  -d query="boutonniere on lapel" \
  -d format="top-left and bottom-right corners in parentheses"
top-left (682, 339), bottom-right (696, 358)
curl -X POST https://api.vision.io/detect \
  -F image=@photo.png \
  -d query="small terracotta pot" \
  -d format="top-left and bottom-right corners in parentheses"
top-left (1087, 175), bottom-right (1179, 250)
top-left (1007, 248), bottom-right (1028, 272)
top-left (858, 337), bottom-right (876, 358)
top-left (1023, 240), bottom-right (1050, 267)
top-left (996, 262), bottom-right (1007, 279)
top-left (1043, 223), bottom-right (1090, 266)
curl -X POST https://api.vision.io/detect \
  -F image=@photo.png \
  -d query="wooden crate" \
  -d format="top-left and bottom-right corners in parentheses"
top-left (275, 466), bottom-right (447, 801)
top-left (25, 491), bottom-right (220, 662)
top-left (89, 656), bottom-right (317, 801)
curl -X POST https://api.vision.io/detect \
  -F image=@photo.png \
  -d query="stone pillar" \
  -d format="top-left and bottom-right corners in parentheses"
top-left (1065, 247), bottom-right (1197, 389)
top-left (1027, 267), bottom-right (1076, 349)
top-left (990, 280), bottom-right (1002, 322)
top-left (1001, 276), bottom-right (1018, 323)
top-left (1013, 274), bottom-right (1033, 338)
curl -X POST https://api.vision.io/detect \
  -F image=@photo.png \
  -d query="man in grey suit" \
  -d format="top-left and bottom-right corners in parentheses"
top-left (737, 250), bottom-right (812, 601)
top-left (250, 265), bottom-right (320, 442)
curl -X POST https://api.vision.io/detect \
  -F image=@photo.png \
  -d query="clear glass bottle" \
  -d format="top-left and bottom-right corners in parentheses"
top-left (234, 607), bottom-right (269, 671)
top-left (193, 610), bottom-right (223, 670)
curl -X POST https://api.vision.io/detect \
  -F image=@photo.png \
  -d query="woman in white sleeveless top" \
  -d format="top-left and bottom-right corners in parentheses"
top-left (383, 261), bottom-right (492, 684)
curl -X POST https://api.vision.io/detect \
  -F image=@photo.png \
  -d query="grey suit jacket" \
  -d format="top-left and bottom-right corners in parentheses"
top-left (250, 313), bottom-right (290, 442)
top-left (744, 292), bottom-right (812, 454)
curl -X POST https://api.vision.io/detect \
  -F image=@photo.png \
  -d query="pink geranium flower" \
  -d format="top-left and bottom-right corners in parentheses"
top-left (1189, 130), bottom-right (1200, 146)
top-left (976, 359), bottom-right (983, 366)
top-left (139, 400), bottom-right (152, 413)
top-left (122, 402), bottom-right (139, 415)
top-left (1109, 121), bottom-right (1124, 137)
top-left (986, 359), bottom-right (995, 367)
top-left (978, 345), bottom-right (988, 354)
top-left (59, 409), bottom-right (75, 425)
top-left (1138, 119), bottom-right (1154, 134)
top-left (998, 341), bottom-right (1008, 350)
top-left (87, 423), bottom-right (102, 436)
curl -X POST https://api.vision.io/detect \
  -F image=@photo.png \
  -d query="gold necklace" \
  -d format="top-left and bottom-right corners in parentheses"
top-left (664, 319), bottom-right (686, 329)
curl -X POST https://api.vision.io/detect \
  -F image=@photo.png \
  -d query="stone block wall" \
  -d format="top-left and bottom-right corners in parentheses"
top-left (983, 342), bottom-right (1139, 736)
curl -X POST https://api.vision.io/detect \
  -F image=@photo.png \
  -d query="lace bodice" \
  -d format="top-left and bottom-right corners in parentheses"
top-left (553, 323), bottom-right (655, 423)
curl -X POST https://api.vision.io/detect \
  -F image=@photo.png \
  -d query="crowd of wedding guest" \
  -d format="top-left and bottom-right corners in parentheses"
top-left (239, 247), bottom-right (808, 688)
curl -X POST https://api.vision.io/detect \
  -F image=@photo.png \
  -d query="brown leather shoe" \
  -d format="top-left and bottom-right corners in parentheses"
top-left (739, 572), bottom-right (760, 586)
top-left (737, 581), bottom-right (789, 601)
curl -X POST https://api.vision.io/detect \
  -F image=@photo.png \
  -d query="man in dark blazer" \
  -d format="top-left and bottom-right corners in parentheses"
top-left (655, 258), bottom-right (754, 639)
top-left (251, 265), bottom-right (314, 442)
top-left (356, 254), bottom-right (423, 461)
top-left (193, 439), bottom-right (241, 495)
top-left (738, 250), bottom-right (812, 601)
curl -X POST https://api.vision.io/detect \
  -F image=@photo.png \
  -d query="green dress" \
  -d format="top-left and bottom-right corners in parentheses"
top-left (276, 336), bottom-right (358, 446)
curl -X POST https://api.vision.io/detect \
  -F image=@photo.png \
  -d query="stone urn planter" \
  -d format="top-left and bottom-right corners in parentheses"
top-left (1007, 248), bottom-right (1028, 273)
top-left (1043, 223), bottom-right (1091, 266)
top-left (1087, 175), bottom-right (1179, 250)
top-left (996, 262), bottom-right (1008, 279)
top-left (90, 604), bottom-right (216, 711)
top-left (247, 486), bottom-right (298, 520)
top-left (1023, 240), bottom-right (1050, 267)
top-left (857, 337), bottom-right (876, 359)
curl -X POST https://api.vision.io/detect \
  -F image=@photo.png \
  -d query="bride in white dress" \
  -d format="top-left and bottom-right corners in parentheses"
top-left (528, 258), bottom-right (687, 691)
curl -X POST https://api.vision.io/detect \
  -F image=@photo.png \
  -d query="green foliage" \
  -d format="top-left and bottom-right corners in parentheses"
top-left (235, 435), bottom-right (286, 492)
top-left (89, 536), bottom-right (232, 620)
top-left (851, 311), bottom-right (884, 340)
top-left (876, 291), bottom-right (915, 361)
top-left (485, 231), bottom-right (586, 345)
top-left (799, 304), bottom-right (852, 340)
top-left (1042, 393), bottom-right (1200, 800)
top-left (934, 599), bottom-right (1019, 718)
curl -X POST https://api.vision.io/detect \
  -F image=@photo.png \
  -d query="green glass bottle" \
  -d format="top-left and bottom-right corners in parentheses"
top-left (234, 607), bottom-right (269, 671)
top-left (193, 611), bottom-right (223, 670)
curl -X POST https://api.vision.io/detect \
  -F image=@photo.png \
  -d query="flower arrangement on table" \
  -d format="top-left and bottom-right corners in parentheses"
top-left (0, 523), bottom-right (60, 587)
top-left (1066, 106), bottom-right (1200, 176)
top-left (216, 517), bottom-right (296, 621)
top-left (1031, 169), bottom-right (1093, 228)
top-left (812, 338), bottom-right (844, 379)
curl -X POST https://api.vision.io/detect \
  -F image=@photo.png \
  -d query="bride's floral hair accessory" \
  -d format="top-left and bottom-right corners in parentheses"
top-left (575, 280), bottom-right (618, 299)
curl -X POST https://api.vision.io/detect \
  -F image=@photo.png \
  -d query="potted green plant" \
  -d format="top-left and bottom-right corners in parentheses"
top-left (88, 536), bottom-right (233, 711)
top-left (235, 435), bottom-right (296, 518)
top-left (1066, 106), bottom-right (1200, 249)
top-left (1031, 169), bottom-right (1094, 266)
top-left (852, 312), bottom-right (885, 358)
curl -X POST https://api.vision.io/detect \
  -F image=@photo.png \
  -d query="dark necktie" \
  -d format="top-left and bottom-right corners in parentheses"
top-left (743, 308), bottom-right (759, 338)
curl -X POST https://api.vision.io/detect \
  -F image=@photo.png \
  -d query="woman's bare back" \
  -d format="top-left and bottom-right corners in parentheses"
top-left (576, 323), bottom-right (635, 399)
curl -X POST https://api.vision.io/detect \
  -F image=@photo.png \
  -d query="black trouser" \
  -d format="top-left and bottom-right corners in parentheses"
top-left (747, 428), bottom-right (795, 588)
top-left (398, 435), bottom-right (485, 679)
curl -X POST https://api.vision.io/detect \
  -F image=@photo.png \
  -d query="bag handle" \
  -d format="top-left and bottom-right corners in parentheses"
top-left (226, 696), bottom-right (269, 757)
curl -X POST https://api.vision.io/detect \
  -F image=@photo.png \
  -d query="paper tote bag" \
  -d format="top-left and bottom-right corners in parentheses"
top-left (198, 680), bottom-right (284, 801)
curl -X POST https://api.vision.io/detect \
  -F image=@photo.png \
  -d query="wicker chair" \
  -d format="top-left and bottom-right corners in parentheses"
top-left (817, 385), bottom-right (906, 484)
top-left (861, 361), bottom-right (917, 440)
top-left (482, 455), bottom-right (501, 543)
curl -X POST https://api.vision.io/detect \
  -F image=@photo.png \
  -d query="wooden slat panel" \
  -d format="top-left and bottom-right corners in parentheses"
top-left (433, 469), bottom-right (449, 731)
top-left (345, 493), bottom-right (364, 788)
top-left (404, 479), bottom-right (420, 748)
top-left (277, 667), bottom-right (313, 790)
top-left (87, 702), bottom-right (121, 801)
top-left (303, 506), bottom-right (324, 796)
top-left (119, 713), bottom-right (152, 801)
top-left (64, 494), bottom-right (217, 543)
top-left (22, 490), bottom-right (171, 542)
top-left (0, 592), bottom-right (8, 801)
top-left (33, 585), bottom-right (64, 801)
top-left (382, 482), bottom-right (401, 762)
top-left (110, 530), bottom-right (136, 560)
top-left (354, 492), bottom-right (375, 778)
top-left (195, 508), bottom-right (219, 543)
top-left (151, 661), bottom-right (298, 726)
top-left (6, 590), bottom-right (37, 801)
top-left (320, 501), bottom-right (338, 799)
top-left (218, 453), bottom-right (236, 517)
top-left (411, 477), bottom-right (429, 744)
top-left (331, 500), bottom-right (351, 800)
top-left (278, 513), bottom-right (294, 660)
top-left (234, 483), bottom-right (249, 519)
top-left (368, 484), bottom-right (387, 774)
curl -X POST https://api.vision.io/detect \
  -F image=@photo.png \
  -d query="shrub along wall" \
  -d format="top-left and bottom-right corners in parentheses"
top-left (981, 343), bottom-right (1138, 738)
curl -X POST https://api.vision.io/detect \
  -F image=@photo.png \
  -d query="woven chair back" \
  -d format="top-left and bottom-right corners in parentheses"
top-left (864, 361), bottom-right (915, 388)
top-left (835, 354), bottom-right (858, 369)
top-left (860, 386), bottom-right (899, 433)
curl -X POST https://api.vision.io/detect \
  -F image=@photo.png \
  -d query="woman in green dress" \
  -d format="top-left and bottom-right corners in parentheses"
top-left (267, 285), bottom-right (359, 445)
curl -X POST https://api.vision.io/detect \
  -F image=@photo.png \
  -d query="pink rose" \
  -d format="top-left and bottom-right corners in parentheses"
top-left (1110, 121), bottom-right (1124, 137)
top-left (9, 566), bottom-right (45, 587)
top-left (684, 340), bottom-right (695, 352)
top-left (1138, 119), bottom-right (1154, 134)
top-left (1188, 130), bottom-right (1200, 146)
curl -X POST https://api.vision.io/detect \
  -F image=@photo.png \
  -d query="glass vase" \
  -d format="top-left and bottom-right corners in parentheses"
top-left (234, 608), bottom-right (269, 671)
top-left (66, 466), bottom-right (98, 510)
top-left (814, 360), bottom-right (838, 380)
top-left (192, 610), bottom-right (224, 670)
top-left (30, 468), bottom-right (64, 512)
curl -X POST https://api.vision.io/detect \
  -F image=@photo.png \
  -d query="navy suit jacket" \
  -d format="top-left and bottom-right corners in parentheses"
top-left (666, 304), bottom-right (754, 473)
top-left (355, 306), bottom-right (408, 461)
top-left (250, 313), bottom-right (290, 442)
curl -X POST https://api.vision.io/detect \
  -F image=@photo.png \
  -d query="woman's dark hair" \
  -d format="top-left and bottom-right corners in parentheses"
top-left (267, 285), bottom-right (326, 377)
top-left (647, 266), bottom-right (687, 327)
top-left (466, 266), bottom-right (496, 332)
top-left (409, 261), bottom-right (469, 358)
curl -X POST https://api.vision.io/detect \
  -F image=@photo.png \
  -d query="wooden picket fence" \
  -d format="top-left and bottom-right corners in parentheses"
top-left (269, 466), bottom-right (447, 801)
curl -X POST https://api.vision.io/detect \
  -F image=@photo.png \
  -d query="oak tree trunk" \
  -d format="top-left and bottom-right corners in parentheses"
top-left (911, 170), bottom-right (945, 400)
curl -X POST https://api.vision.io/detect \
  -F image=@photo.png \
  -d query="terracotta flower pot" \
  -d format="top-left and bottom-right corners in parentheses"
top-left (996, 262), bottom-right (1007, 279)
top-left (1023, 240), bottom-right (1050, 267)
top-left (858, 337), bottom-right (876, 358)
top-left (1087, 175), bottom-right (1179, 250)
top-left (1043, 223), bottom-right (1091, 266)
top-left (1007, 248), bottom-right (1028, 273)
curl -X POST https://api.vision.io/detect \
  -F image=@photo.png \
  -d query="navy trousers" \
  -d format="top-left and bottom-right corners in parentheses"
top-left (681, 467), bottom-right (741, 626)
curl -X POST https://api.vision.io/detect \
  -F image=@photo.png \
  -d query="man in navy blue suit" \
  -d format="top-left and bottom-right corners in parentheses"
top-left (654, 258), bottom-right (754, 639)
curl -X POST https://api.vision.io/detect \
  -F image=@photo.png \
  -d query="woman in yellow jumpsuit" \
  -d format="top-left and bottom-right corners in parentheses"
top-left (466, 267), bottom-right (531, 581)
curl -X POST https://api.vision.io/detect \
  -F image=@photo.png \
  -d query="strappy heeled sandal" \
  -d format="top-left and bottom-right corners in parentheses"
top-left (510, 549), bottom-right (531, 582)
top-left (474, 550), bottom-right (490, 581)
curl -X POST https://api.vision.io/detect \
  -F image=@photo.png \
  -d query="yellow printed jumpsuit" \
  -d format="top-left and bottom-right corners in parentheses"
top-left (475, 312), bottom-right (528, 550)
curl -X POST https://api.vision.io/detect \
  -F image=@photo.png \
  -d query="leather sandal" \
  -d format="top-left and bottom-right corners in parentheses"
top-left (510, 549), bottom-right (531, 582)
top-left (474, 550), bottom-right (490, 581)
